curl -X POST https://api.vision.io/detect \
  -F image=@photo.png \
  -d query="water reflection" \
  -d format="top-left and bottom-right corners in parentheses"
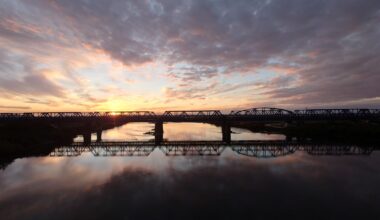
top-left (50, 141), bottom-right (378, 157)
top-left (75, 123), bottom-right (155, 142)
top-left (1, 123), bottom-right (380, 219)
top-left (74, 123), bottom-right (285, 142)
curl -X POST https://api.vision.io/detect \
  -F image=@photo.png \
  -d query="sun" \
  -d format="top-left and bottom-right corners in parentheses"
top-left (110, 111), bottom-right (119, 116)
top-left (101, 99), bottom-right (126, 112)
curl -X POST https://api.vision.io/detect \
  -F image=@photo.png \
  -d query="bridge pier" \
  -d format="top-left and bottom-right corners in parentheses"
top-left (222, 123), bottom-right (231, 144)
top-left (155, 121), bottom-right (164, 145)
top-left (83, 132), bottom-right (91, 145)
top-left (96, 130), bottom-right (102, 142)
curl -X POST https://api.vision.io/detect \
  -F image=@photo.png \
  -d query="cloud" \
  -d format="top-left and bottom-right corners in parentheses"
top-left (163, 82), bottom-right (218, 101)
top-left (0, 0), bottom-right (380, 109)
top-left (0, 53), bottom-right (64, 97)
top-left (0, 72), bottom-right (64, 97)
top-left (162, 75), bottom-right (296, 105)
top-left (46, 0), bottom-right (380, 105)
top-left (166, 65), bottom-right (219, 83)
top-left (0, 105), bottom-right (31, 110)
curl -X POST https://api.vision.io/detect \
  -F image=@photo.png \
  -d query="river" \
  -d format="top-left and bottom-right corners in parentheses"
top-left (0, 123), bottom-right (379, 219)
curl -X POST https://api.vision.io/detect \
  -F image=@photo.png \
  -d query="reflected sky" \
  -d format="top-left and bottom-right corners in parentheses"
top-left (1, 123), bottom-right (380, 219)
top-left (74, 122), bottom-right (286, 141)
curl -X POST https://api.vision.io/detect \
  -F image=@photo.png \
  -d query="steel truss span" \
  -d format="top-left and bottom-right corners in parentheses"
top-left (1, 108), bottom-right (379, 121)
top-left (0, 111), bottom-right (157, 118)
top-left (231, 107), bottom-right (294, 116)
top-left (50, 141), bottom-right (378, 158)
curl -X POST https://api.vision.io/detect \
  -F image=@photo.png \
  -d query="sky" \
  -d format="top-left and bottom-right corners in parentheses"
top-left (0, 0), bottom-right (379, 112)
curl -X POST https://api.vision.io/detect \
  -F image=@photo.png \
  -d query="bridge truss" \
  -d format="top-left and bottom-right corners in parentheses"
top-left (0, 111), bottom-right (156, 119)
top-left (231, 107), bottom-right (294, 116)
top-left (49, 141), bottom-right (377, 158)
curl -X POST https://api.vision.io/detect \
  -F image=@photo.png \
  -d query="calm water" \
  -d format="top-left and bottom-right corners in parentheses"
top-left (1, 123), bottom-right (380, 219)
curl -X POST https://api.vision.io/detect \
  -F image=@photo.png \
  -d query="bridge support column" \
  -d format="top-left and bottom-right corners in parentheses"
top-left (96, 130), bottom-right (102, 142)
top-left (83, 132), bottom-right (91, 145)
top-left (222, 123), bottom-right (231, 144)
top-left (155, 121), bottom-right (164, 145)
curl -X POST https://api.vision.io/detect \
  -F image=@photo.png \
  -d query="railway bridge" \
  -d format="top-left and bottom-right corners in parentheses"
top-left (1, 107), bottom-right (379, 144)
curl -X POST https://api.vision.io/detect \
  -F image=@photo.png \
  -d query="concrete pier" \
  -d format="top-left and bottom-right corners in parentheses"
top-left (96, 130), bottom-right (102, 142)
top-left (155, 121), bottom-right (164, 145)
top-left (83, 132), bottom-right (91, 145)
top-left (222, 123), bottom-right (231, 143)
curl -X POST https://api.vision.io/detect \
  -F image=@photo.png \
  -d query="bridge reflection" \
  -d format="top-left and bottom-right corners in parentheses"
top-left (50, 141), bottom-right (379, 158)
